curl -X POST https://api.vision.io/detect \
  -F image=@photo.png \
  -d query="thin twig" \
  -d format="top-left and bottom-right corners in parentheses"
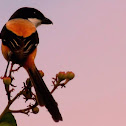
top-left (9, 102), bottom-right (38, 115)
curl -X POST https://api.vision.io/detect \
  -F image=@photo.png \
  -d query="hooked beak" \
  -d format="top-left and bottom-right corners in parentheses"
top-left (42, 18), bottom-right (53, 24)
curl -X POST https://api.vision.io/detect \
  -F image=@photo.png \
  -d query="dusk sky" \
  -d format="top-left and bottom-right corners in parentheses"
top-left (0, 0), bottom-right (126, 126)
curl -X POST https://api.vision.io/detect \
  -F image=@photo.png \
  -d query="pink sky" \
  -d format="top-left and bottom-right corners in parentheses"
top-left (0, 0), bottom-right (126, 126)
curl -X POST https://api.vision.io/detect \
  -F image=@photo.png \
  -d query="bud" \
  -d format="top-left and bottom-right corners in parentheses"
top-left (32, 106), bottom-right (39, 114)
top-left (39, 70), bottom-right (44, 77)
top-left (57, 72), bottom-right (66, 81)
top-left (22, 91), bottom-right (32, 99)
top-left (3, 77), bottom-right (11, 85)
top-left (66, 71), bottom-right (75, 80)
top-left (26, 78), bottom-right (31, 85)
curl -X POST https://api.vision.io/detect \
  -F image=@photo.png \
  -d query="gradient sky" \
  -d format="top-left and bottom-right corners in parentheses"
top-left (0, 0), bottom-right (126, 126)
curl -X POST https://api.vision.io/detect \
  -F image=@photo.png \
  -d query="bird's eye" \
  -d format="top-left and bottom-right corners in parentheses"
top-left (33, 12), bottom-right (36, 14)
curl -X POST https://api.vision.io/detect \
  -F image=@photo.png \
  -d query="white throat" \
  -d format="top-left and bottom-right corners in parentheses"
top-left (28, 18), bottom-right (42, 27)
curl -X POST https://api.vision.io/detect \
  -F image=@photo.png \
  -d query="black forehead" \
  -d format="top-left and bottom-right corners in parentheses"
top-left (9, 7), bottom-right (45, 20)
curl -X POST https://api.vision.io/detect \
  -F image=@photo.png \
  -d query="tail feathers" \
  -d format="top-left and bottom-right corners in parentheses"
top-left (27, 66), bottom-right (63, 122)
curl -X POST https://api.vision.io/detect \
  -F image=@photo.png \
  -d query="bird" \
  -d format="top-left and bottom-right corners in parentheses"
top-left (0, 7), bottom-right (62, 122)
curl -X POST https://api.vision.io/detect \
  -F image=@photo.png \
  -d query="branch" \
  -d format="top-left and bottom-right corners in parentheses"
top-left (9, 102), bottom-right (38, 115)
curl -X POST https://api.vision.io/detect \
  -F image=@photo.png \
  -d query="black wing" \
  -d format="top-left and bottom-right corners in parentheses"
top-left (1, 25), bottom-right (39, 64)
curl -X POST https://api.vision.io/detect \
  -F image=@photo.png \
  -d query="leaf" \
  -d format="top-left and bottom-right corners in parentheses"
top-left (0, 112), bottom-right (17, 126)
top-left (0, 122), bottom-right (13, 126)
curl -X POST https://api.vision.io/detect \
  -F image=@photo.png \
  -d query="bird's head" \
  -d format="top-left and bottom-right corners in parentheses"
top-left (9, 7), bottom-right (53, 27)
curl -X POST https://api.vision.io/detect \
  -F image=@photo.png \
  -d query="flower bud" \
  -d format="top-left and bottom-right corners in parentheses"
top-left (26, 78), bottom-right (30, 85)
top-left (57, 72), bottom-right (66, 81)
top-left (32, 106), bottom-right (39, 114)
top-left (66, 71), bottom-right (75, 80)
top-left (3, 77), bottom-right (11, 85)
top-left (39, 70), bottom-right (44, 77)
top-left (22, 91), bottom-right (32, 99)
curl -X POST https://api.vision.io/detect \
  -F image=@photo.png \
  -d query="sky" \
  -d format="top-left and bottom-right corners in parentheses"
top-left (0, 0), bottom-right (126, 126)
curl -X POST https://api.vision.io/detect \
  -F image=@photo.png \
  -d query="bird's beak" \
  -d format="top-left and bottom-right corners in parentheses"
top-left (42, 18), bottom-right (53, 25)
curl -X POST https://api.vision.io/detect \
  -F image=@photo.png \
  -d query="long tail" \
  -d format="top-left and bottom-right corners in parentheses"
top-left (25, 65), bottom-right (63, 122)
